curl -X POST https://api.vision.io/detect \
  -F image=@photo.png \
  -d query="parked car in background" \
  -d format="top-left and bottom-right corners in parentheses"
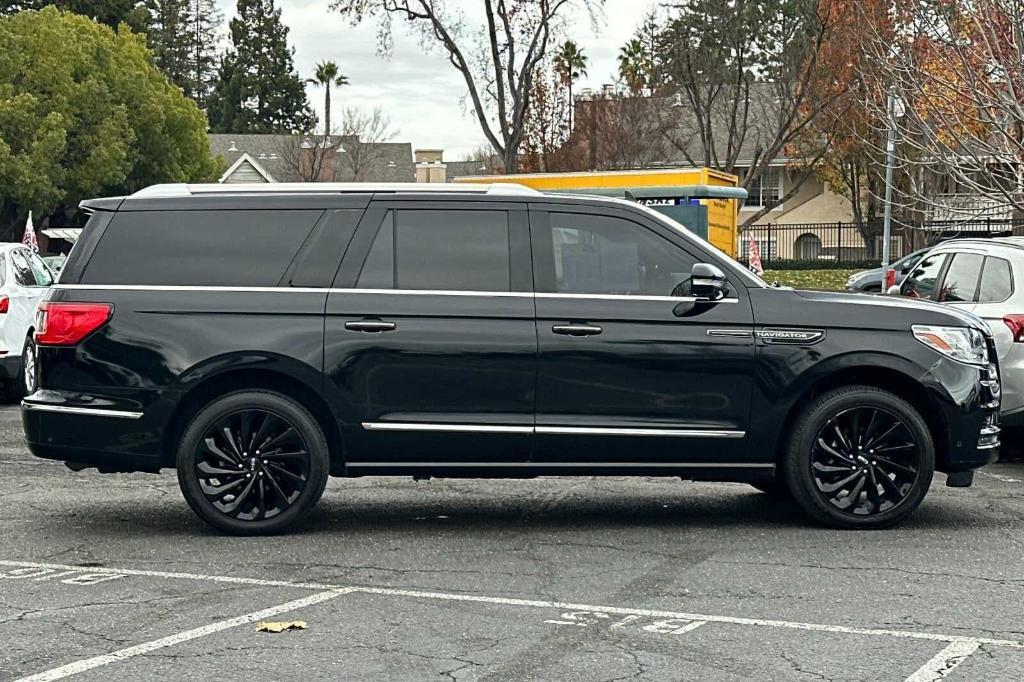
top-left (0, 244), bottom-right (53, 399)
top-left (43, 255), bottom-right (66, 279)
top-left (845, 247), bottom-right (932, 292)
top-left (896, 238), bottom-right (1022, 432)
top-left (23, 183), bottom-right (1001, 534)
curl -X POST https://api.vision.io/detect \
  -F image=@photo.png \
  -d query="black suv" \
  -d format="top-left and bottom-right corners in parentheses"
top-left (23, 183), bottom-right (1001, 534)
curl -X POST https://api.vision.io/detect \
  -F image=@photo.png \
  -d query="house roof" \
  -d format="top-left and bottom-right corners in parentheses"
top-left (209, 134), bottom-right (415, 183)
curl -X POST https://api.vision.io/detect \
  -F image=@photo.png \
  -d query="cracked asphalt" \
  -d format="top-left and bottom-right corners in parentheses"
top-left (2, 403), bottom-right (1024, 681)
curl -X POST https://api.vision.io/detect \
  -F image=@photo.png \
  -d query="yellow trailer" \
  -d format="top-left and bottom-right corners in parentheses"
top-left (455, 168), bottom-right (745, 257)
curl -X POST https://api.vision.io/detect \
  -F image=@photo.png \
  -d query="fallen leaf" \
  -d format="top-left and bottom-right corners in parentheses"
top-left (255, 620), bottom-right (308, 633)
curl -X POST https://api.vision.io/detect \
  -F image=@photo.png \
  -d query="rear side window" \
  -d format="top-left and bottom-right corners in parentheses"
top-left (81, 210), bottom-right (322, 286)
top-left (902, 253), bottom-right (947, 300)
top-left (937, 252), bottom-right (983, 302)
top-left (356, 209), bottom-right (511, 292)
top-left (9, 250), bottom-right (39, 286)
top-left (979, 256), bottom-right (1013, 302)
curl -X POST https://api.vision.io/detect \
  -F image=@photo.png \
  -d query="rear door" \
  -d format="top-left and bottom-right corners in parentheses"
top-left (529, 203), bottom-right (756, 465)
top-left (324, 200), bottom-right (536, 467)
top-left (6, 248), bottom-right (51, 353)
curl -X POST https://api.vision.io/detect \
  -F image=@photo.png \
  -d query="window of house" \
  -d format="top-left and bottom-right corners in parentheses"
top-left (356, 209), bottom-right (511, 292)
top-left (539, 213), bottom-right (698, 296)
top-left (744, 168), bottom-right (782, 209)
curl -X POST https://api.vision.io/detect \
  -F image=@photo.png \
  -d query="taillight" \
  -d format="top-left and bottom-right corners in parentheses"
top-left (1003, 315), bottom-right (1024, 343)
top-left (35, 302), bottom-right (113, 346)
top-left (0, 296), bottom-right (7, 314)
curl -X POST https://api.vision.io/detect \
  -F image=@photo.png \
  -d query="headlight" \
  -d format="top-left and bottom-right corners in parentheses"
top-left (912, 325), bottom-right (987, 366)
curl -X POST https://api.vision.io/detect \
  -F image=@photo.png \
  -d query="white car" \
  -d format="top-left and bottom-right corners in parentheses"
top-left (0, 244), bottom-right (53, 399)
top-left (897, 237), bottom-right (1023, 429)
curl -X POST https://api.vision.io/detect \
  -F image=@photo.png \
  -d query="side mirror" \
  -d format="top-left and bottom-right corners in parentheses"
top-left (886, 284), bottom-right (902, 296)
top-left (691, 263), bottom-right (729, 301)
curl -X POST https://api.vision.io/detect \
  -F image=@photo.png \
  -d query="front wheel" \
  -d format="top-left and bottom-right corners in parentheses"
top-left (783, 386), bottom-right (934, 529)
top-left (176, 390), bottom-right (330, 535)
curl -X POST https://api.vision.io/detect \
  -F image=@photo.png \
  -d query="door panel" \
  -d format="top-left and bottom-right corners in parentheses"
top-left (530, 206), bottom-right (756, 464)
top-left (324, 203), bottom-right (536, 465)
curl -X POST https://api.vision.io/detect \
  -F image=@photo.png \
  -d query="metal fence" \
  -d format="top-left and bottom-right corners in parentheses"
top-left (742, 219), bottom-right (1024, 268)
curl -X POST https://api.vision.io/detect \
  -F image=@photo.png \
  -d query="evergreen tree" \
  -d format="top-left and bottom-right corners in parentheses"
top-left (0, 1), bottom-right (150, 32)
top-left (208, 0), bottom-right (313, 133)
top-left (147, 0), bottom-right (192, 93)
top-left (185, 0), bottom-right (222, 108)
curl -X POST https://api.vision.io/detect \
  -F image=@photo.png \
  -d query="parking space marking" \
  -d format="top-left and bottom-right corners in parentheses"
top-left (12, 589), bottom-right (350, 682)
top-left (905, 640), bottom-right (981, 681)
top-left (4, 558), bottom-right (1022, 681)
top-left (0, 559), bottom-right (340, 591)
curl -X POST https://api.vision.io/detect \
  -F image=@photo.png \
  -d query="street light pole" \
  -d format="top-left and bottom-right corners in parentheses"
top-left (881, 91), bottom-right (898, 292)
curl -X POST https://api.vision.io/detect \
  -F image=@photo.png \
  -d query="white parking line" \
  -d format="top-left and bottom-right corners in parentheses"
top-left (13, 589), bottom-right (349, 682)
top-left (905, 640), bottom-right (981, 681)
top-left (2, 558), bottom-right (1019, 680)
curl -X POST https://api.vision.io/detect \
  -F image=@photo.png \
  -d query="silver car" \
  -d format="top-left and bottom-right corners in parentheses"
top-left (896, 237), bottom-right (1022, 427)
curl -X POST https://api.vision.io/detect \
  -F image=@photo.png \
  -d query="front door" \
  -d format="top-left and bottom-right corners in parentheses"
top-left (324, 202), bottom-right (536, 467)
top-left (530, 205), bottom-right (756, 465)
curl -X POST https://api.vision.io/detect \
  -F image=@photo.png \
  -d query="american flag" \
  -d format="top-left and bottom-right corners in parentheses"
top-left (747, 231), bottom-right (763, 276)
top-left (22, 211), bottom-right (38, 253)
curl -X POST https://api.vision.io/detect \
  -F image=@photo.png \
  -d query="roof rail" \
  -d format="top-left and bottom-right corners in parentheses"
top-left (129, 182), bottom-right (541, 199)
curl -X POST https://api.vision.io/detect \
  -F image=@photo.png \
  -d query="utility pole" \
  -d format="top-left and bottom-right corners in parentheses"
top-left (881, 91), bottom-right (901, 293)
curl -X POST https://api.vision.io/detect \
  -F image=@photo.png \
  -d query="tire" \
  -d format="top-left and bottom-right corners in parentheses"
top-left (782, 385), bottom-right (934, 529)
top-left (5, 334), bottom-right (36, 402)
top-left (750, 479), bottom-right (790, 497)
top-left (176, 390), bottom-right (329, 535)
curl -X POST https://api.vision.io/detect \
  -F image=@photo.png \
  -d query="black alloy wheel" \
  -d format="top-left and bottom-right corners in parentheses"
top-left (809, 407), bottom-right (921, 516)
top-left (177, 390), bottom-right (329, 535)
top-left (195, 409), bottom-right (310, 521)
top-left (783, 385), bottom-right (934, 529)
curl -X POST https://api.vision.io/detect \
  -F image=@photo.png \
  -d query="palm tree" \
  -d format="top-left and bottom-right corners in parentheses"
top-left (618, 38), bottom-right (649, 95)
top-left (308, 60), bottom-right (350, 141)
top-left (553, 40), bottom-right (588, 132)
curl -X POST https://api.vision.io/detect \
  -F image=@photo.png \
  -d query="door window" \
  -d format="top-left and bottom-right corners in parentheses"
top-left (539, 213), bottom-right (699, 296)
top-left (937, 252), bottom-right (983, 302)
top-left (356, 209), bottom-right (511, 292)
top-left (978, 256), bottom-right (1013, 302)
top-left (902, 253), bottom-right (948, 300)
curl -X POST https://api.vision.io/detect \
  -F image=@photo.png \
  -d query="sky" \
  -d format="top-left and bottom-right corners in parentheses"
top-left (212, 0), bottom-right (657, 159)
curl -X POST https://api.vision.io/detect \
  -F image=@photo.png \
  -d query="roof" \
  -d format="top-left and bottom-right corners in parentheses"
top-left (208, 134), bottom-right (416, 183)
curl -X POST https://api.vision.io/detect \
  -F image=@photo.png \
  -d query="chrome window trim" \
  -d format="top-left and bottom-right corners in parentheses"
top-left (21, 401), bottom-right (143, 420)
top-left (362, 422), bottom-right (745, 438)
top-left (54, 284), bottom-right (739, 304)
top-left (347, 461), bottom-right (772, 469)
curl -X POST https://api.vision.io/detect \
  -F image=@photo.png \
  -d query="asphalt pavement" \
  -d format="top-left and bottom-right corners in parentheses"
top-left (1, 404), bottom-right (1023, 681)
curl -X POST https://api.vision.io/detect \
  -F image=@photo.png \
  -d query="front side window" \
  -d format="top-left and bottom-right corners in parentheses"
top-left (357, 209), bottom-right (511, 292)
top-left (979, 256), bottom-right (1013, 302)
top-left (902, 253), bottom-right (948, 300)
top-left (937, 252), bottom-right (983, 302)
top-left (541, 213), bottom-right (699, 297)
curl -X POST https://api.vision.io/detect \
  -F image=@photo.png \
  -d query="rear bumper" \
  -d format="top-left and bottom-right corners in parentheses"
top-left (22, 392), bottom-right (161, 473)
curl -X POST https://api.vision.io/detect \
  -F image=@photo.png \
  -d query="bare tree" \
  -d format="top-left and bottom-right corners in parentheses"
top-left (331, 0), bottom-right (602, 173)
top-left (336, 106), bottom-right (398, 180)
top-left (856, 0), bottom-right (1024, 223)
top-left (656, 0), bottom-right (837, 227)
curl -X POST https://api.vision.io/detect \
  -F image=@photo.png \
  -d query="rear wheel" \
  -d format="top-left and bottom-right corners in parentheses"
top-left (5, 334), bottom-right (36, 402)
top-left (176, 390), bottom-right (329, 535)
top-left (783, 386), bottom-right (934, 529)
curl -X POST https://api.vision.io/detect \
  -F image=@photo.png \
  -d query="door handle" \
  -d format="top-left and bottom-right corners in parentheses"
top-left (552, 324), bottom-right (602, 337)
top-left (345, 320), bottom-right (397, 333)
